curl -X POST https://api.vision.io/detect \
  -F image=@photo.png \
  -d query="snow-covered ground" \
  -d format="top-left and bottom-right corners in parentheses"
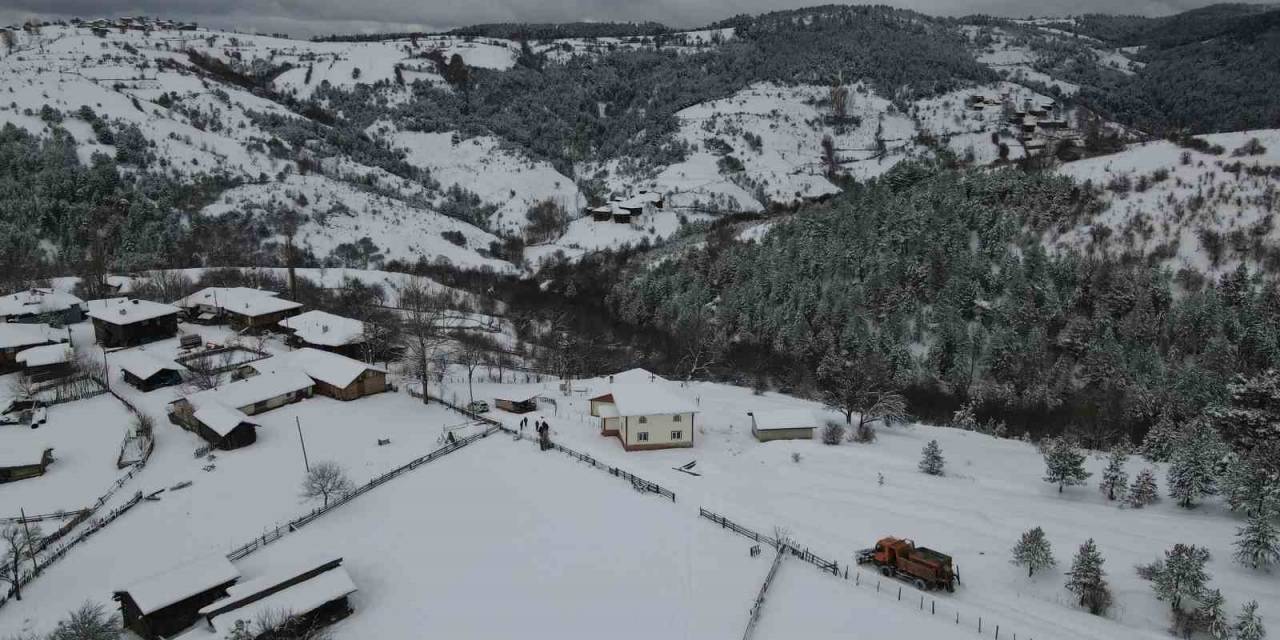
top-left (1055, 128), bottom-right (1280, 275)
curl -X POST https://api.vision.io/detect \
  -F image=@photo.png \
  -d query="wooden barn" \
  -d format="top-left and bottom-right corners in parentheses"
top-left (589, 205), bottom-right (614, 222)
top-left (190, 404), bottom-right (258, 450)
top-left (495, 396), bottom-right (538, 414)
top-left (748, 409), bottom-right (818, 442)
top-left (0, 447), bottom-right (54, 483)
top-left (0, 323), bottom-right (69, 374)
top-left (114, 555), bottom-right (242, 640)
top-left (278, 310), bottom-right (366, 357)
top-left (175, 287), bottom-right (302, 331)
top-left (15, 343), bottom-right (74, 382)
top-left (87, 298), bottom-right (180, 348)
top-left (244, 349), bottom-right (386, 402)
top-left (0, 288), bottom-right (85, 324)
top-left (197, 556), bottom-right (357, 639)
top-left (114, 350), bottom-right (185, 392)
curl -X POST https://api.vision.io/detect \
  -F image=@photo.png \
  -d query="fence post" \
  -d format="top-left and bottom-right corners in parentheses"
top-left (996, 625), bottom-right (1000, 639)
top-left (931, 600), bottom-right (935, 614)
top-left (897, 586), bottom-right (901, 601)
top-left (979, 617), bottom-right (983, 633)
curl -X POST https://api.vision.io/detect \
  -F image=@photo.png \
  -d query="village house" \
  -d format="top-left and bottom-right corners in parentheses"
top-left (242, 348), bottom-right (386, 401)
top-left (195, 556), bottom-right (357, 639)
top-left (278, 310), bottom-right (366, 357)
top-left (590, 369), bottom-right (698, 451)
top-left (114, 555), bottom-right (242, 640)
top-left (0, 323), bottom-right (69, 374)
top-left (87, 298), bottom-right (180, 348)
top-left (15, 343), bottom-right (74, 382)
top-left (0, 446), bottom-right (55, 483)
top-left (114, 350), bottom-right (185, 392)
top-left (749, 409), bottom-right (819, 442)
top-left (175, 287), bottom-right (303, 331)
top-left (0, 288), bottom-right (85, 324)
top-left (168, 370), bottom-right (314, 449)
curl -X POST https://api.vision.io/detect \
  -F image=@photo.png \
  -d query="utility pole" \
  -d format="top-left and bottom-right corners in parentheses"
top-left (18, 508), bottom-right (37, 574)
top-left (296, 417), bottom-right (310, 472)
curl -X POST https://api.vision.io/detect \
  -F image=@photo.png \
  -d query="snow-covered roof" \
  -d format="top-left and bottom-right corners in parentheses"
top-left (609, 368), bottom-right (665, 384)
top-left (174, 287), bottom-right (302, 317)
top-left (751, 409), bottom-right (819, 431)
top-left (279, 310), bottom-right (365, 347)
top-left (86, 298), bottom-right (180, 325)
top-left (207, 567), bottom-right (356, 632)
top-left (184, 369), bottom-right (314, 412)
top-left (198, 555), bottom-right (342, 616)
top-left (16, 344), bottom-right (73, 367)
top-left (119, 554), bottom-right (241, 616)
top-left (193, 404), bottom-right (256, 437)
top-left (252, 348), bottom-right (383, 389)
top-left (0, 323), bottom-right (67, 350)
top-left (594, 382), bottom-right (698, 417)
top-left (0, 445), bottom-right (51, 468)
top-left (113, 350), bottom-right (184, 380)
top-left (0, 288), bottom-right (83, 318)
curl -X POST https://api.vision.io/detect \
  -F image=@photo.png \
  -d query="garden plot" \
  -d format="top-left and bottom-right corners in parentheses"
top-left (232, 436), bottom-right (769, 640)
top-left (0, 393), bottom-right (135, 516)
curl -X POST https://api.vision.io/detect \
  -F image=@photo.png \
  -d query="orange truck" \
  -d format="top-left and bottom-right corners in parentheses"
top-left (856, 537), bottom-right (959, 592)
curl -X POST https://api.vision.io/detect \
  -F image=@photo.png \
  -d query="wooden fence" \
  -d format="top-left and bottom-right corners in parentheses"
top-left (743, 545), bottom-right (785, 640)
top-left (495, 425), bottom-right (677, 502)
top-left (698, 508), bottom-right (1036, 640)
top-left (227, 426), bottom-right (499, 562)
top-left (174, 344), bottom-right (269, 375)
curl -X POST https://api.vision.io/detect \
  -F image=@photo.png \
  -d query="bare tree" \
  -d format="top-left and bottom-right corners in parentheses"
top-left (48, 601), bottom-right (119, 640)
top-left (816, 351), bottom-right (907, 439)
top-left (454, 335), bottom-right (487, 405)
top-left (1, 522), bottom-right (43, 601)
top-left (227, 608), bottom-right (334, 640)
top-left (301, 462), bottom-right (353, 508)
top-left (131, 412), bottom-right (155, 440)
top-left (677, 316), bottom-right (728, 382)
top-left (7, 373), bottom-right (36, 402)
top-left (398, 280), bottom-right (450, 404)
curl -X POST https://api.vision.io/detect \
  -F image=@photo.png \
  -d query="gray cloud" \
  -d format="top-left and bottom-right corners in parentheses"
top-left (1, 0), bottom-right (1272, 37)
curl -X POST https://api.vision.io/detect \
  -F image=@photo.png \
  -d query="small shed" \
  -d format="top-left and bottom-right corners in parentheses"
top-left (191, 404), bottom-right (258, 450)
top-left (197, 556), bottom-right (356, 638)
top-left (15, 343), bottom-right (74, 382)
top-left (114, 555), bottom-right (241, 640)
top-left (495, 397), bottom-right (537, 414)
top-left (0, 447), bottom-right (54, 483)
top-left (749, 409), bottom-right (818, 442)
top-left (115, 351), bottom-right (185, 392)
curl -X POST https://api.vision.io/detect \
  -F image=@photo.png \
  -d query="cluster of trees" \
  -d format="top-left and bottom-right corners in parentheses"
top-left (608, 161), bottom-right (1280, 444)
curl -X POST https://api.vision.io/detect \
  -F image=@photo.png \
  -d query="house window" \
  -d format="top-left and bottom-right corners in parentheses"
top-left (671, 430), bottom-right (683, 440)
top-left (638, 416), bottom-right (648, 424)
top-left (637, 432), bottom-right (649, 442)
top-left (672, 414), bottom-right (683, 422)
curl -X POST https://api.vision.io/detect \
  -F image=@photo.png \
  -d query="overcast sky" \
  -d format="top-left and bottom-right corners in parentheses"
top-left (1, 0), bottom-right (1272, 37)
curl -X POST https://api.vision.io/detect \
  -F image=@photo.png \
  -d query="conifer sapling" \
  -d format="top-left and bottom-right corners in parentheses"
top-left (1011, 526), bottom-right (1056, 577)
top-left (919, 439), bottom-right (945, 476)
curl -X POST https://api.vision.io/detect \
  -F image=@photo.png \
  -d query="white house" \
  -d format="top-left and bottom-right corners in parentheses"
top-left (590, 370), bottom-right (698, 451)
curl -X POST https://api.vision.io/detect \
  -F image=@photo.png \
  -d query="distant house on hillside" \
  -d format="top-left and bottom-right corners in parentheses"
top-left (590, 369), bottom-right (697, 451)
top-left (749, 409), bottom-right (818, 442)
top-left (279, 310), bottom-right (365, 356)
top-left (174, 287), bottom-right (303, 331)
top-left (241, 348), bottom-right (386, 401)
top-left (0, 447), bottom-right (55, 483)
top-left (0, 288), bottom-right (85, 324)
top-left (114, 555), bottom-right (241, 640)
top-left (114, 350), bottom-right (185, 392)
top-left (196, 556), bottom-right (357, 638)
top-left (87, 298), bottom-right (180, 348)
top-left (589, 205), bottom-right (613, 222)
top-left (0, 323), bottom-right (69, 374)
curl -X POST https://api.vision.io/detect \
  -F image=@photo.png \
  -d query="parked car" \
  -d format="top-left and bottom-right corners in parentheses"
top-left (466, 401), bottom-right (490, 414)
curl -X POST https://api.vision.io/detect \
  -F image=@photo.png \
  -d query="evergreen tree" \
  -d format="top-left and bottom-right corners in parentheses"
top-left (1128, 468), bottom-right (1160, 508)
top-left (1168, 420), bottom-right (1225, 508)
top-left (1191, 588), bottom-right (1230, 640)
top-left (1011, 526), bottom-right (1056, 577)
top-left (1065, 538), bottom-right (1112, 615)
top-left (1043, 437), bottom-right (1091, 493)
top-left (919, 440), bottom-right (945, 476)
top-left (1141, 413), bottom-right (1187, 462)
top-left (1099, 445), bottom-right (1129, 501)
top-left (1151, 544), bottom-right (1211, 612)
top-left (1234, 507), bottom-right (1280, 570)
top-left (1234, 600), bottom-right (1266, 640)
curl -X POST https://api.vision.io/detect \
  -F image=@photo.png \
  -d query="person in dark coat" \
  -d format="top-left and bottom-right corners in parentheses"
top-left (537, 419), bottom-right (550, 450)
